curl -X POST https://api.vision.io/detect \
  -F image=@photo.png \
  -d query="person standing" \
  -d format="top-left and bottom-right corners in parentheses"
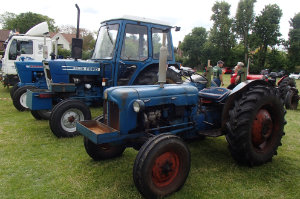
top-left (213, 60), bottom-right (224, 86)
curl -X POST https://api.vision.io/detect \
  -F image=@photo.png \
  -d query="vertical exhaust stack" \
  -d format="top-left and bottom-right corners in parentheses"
top-left (71, 4), bottom-right (83, 61)
top-left (158, 33), bottom-right (167, 88)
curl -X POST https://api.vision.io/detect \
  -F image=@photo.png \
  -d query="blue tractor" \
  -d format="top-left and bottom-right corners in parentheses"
top-left (76, 37), bottom-right (286, 198)
top-left (26, 6), bottom-right (182, 137)
top-left (11, 59), bottom-right (49, 119)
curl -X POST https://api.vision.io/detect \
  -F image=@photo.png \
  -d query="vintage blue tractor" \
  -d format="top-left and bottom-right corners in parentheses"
top-left (26, 6), bottom-right (182, 137)
top-left (11, 59), bottom-right (49, 118)
top-left (76, 38), bottom-right (286, 198)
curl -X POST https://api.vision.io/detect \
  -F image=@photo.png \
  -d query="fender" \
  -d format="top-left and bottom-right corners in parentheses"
top-left (221, 80), bottom-right (272, 131)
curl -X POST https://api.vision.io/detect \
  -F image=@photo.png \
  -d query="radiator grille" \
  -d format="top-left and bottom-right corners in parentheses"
top-left (103, 100), bottom-right (119, 130)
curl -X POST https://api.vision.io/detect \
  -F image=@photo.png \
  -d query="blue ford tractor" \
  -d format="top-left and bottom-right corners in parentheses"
top-left (11, 59), bottom-right (49, 118)
top-left (76, 36), bottom-right (286, 198)
top-left (26, 5), bottom-right (181, 137)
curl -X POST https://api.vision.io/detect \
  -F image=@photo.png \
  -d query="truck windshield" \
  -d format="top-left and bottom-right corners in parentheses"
top-left (92, 24), bottom-right (119, 60)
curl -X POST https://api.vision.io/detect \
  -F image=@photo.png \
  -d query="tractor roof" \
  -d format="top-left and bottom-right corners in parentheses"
top-left (102, 15), bottom-right (172, 27)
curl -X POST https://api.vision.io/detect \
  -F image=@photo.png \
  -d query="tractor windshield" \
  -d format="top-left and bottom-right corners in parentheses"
top-left (92, 24), bottom-right (119, 60)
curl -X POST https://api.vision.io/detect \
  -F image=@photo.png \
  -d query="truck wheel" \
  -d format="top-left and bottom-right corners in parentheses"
top-left (31, 110), bottom-right (51, 120)
top-left (12, 86), bottom-right (36, 111)
top-left (226, 85), bottom-right (286, 166)
top-left (10, 84), bottom-right (19, 98)
top-left (49, 99), bottom-right (91, 137)
top-left (135, 67), bottom-right (181, 85)
top-left (133, 134), bottom-right (190, 198)
top-left (285, 90), bottom-right (299, 110)
top-left (84, 137), bottom-right (126, 160)
top-left (278, 77), bottom-right (296, 101)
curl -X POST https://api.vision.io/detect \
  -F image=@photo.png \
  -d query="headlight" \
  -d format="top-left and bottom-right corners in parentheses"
top-left (104, 90), bottom-right (108, 100)
top-left (133, 100), bottom-right (145, 112)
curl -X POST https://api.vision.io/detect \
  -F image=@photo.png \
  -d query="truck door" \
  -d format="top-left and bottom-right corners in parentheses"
top-left (115, 23), bottom-right (149, 86)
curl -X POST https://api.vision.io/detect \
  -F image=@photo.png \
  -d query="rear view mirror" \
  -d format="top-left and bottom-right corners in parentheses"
top-left (71, 38), bottom-right (83, 60)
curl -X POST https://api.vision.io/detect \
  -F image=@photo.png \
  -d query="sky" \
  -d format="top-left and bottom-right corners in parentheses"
top-left (0, 0), bottom-right (299, 46)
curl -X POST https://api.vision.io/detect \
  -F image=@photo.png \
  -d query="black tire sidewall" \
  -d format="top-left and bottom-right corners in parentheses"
top-left (133, 134), bottom-right (190, 198)
top-left (12, 86), bottom-right (36, 111)
top-left (49, 99), bottom-right (91, 137)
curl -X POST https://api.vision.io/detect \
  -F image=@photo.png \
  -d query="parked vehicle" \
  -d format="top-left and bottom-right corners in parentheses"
top-left (0, 22), bottom-right (52, 88)
top-left (26, 5), bottom-right (182, 137)
top-left (77, 42), bottom-right (286, 198)
top-left (289, 73), bottom-right (300, 79)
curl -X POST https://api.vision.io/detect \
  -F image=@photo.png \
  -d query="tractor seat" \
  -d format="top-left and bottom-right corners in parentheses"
top-left (198, 87), bottom-right (231, 102)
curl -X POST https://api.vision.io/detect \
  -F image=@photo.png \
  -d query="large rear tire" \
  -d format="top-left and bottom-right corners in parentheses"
top-left (133, 134), bottom-right (190, 198)
top-left (49, 99), bottom-right (91, 137)
top-left (226, 85), bottom-right (286, 166)
top-left (135, 67), bottom-right (181, 85)
top-left (10, 83), bottom-right (19, 98)
top-left (285, 89), bottom-right (299, 110)
top-left (12, 86), bottom-right (36, 111)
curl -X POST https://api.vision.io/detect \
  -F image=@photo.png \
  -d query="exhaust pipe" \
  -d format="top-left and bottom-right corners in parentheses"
top-left (75, 4), bottom-right (80, 39)
top-left (158, 33), bottom-right (167, 88)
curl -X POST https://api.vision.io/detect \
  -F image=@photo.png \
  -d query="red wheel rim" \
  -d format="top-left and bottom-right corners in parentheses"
top-left (152, 151), bottom-right (180, 188)
top-left (252, 109), bottom-right (273, 150)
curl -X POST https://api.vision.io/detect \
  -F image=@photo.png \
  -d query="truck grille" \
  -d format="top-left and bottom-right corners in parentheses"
top-left (103, 100), bottom-right (120, 130)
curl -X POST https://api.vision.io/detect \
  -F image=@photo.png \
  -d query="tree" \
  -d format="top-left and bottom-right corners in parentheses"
top-left (0, 12), bottom-right (56, 33)
top-left (209, 1), bottom-right (236, 66)
top-left (287, 12), bottom-right (300, 71)
top-left (252, 4), bottom-right (282, 68)
top-left (180, 27), bottom-right (208, 68)
top-left (234, 0), bottom-right (256, 64)
top-left (58, 25), bottom-right (96, 51)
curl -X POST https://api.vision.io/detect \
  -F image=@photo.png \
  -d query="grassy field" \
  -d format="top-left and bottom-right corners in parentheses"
top-left (0, 75), bottom-right (300, 199)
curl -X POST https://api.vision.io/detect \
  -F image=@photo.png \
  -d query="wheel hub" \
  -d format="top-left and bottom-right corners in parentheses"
top-left (152, 152), bottom-right (179, 188)
top-left (252, 109), bottom-right (273, 148)
top-left (20, 92), bottom-right (28, 108)
top-left (61, 108), bottom-right (84, 132)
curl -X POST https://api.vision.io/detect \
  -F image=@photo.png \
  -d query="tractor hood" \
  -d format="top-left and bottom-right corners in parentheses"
top-left (106, 84), bottom-right (199, 109)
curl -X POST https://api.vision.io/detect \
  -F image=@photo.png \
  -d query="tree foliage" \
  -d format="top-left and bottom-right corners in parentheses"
top-left (0, 12), bottom-right (56, 33)
top-left (209, 1), bottom-right (235, 66)
top-left (287, 12), bottom-right (300, 71)
top-left (252, 4), bottom-right (282, 67)
top-left (234, 0), bottom-right (256, 63)
top-left (180, 27), bottom-right (208, 68)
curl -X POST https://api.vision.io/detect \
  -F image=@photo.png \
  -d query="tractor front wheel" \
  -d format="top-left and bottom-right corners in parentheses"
top-left (285, 89), bottom-right (299, 110)
top-left (10, 83), bottom-right (19, 98)
top-left (31, 110), bottom-right (52, 120)
top-left (12, 86), bottom-right (36, 111)
top-left (49, 99), bottom-right (91, 137)
top-left (133, 134), bottom-right (190, 198)
top-left (226, 85), bottom-right (286, 166)
top-left (84, 137), bottom-right (126, 161)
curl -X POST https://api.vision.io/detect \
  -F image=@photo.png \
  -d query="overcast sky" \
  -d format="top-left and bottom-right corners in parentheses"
top-left (0, 0), bottom-right (299, 46)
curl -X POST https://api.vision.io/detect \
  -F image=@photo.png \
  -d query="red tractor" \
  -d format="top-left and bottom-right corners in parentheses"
top-left (230, 72), bottom-right (299, 109)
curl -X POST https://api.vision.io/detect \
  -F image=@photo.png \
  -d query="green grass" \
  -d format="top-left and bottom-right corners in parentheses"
top-left (0, 75), bottom-right (300, 199)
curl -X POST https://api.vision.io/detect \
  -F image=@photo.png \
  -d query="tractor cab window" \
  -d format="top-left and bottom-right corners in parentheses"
top-left (93, 24), bottom-right (119, 60)
top-left (121, 24), bottom-right (148, 61)
top-left (152, 28), bottom-right (172, 60)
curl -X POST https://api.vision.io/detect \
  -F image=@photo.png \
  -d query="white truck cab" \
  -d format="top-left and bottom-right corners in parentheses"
top-left (1, 22), bottom-right (52, 87)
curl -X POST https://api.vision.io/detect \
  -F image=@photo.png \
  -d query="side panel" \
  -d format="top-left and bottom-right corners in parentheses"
top-left (26, 89), bottom-right (53, 110)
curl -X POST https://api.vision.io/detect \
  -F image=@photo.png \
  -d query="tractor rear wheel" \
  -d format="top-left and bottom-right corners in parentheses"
top-left (226, 85), bottom-right (286, 166)
top-left (10, 83), bottom-right (19, 98)
top-left (31, 110), bottom-right (51, 120)
top-left (278, 77), bottom-right (297, 108)
top-left (49, 99), bottom-right (91, 137)
top-left (135, 67), bottom-right (181, 85)
top-left (285, 89), bottom-right (299, 110)
top-left (133, 134), bottom-right (190, 198)
top-left (12, 86), bottom-right (36, 111)
top-left (84, 137), bottom-right (126, 160)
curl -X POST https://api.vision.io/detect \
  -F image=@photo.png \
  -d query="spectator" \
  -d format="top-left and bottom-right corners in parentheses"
top-left (213, 60), bottom-right (224, 86)
top-left (227, 62), bottom-right (245, 89)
